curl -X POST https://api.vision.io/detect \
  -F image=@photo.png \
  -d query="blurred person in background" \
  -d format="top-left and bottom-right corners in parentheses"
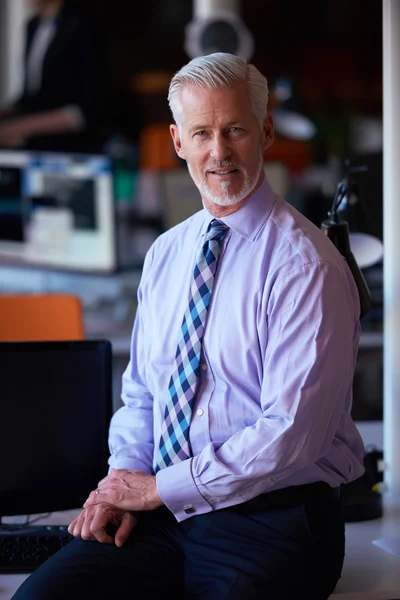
top-left (0, 0), bottom-right (107, 153)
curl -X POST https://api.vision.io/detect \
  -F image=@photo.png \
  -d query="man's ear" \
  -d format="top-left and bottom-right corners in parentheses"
top-left (170, 124), bottom-right (185, 159)
top-left (262, 111), bottom-right (274, 153)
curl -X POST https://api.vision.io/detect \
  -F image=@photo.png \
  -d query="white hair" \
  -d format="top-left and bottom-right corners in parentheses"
top-left (168, 52), bottom-right (269, 129)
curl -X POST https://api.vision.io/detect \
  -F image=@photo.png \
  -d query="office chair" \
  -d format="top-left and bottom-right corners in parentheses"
top-left (0, 293), bottom-right (84, 341)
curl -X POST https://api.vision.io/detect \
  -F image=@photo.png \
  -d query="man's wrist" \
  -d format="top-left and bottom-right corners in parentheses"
top-left (147, 475), bottom-right (164, 510)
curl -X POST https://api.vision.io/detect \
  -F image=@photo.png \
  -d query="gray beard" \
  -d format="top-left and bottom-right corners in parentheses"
top-left (186, 145), bottom-right (264, 207)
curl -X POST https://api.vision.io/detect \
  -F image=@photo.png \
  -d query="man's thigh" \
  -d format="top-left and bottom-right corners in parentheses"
top-left (11, 508), bottom-right (184, 600)
top-left (181, 498), bottom-right (344, 600)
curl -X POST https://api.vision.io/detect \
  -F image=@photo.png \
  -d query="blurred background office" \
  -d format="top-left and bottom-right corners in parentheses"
top-left (0, 0), bottom-right (384, 434)
top-left (0, 0), bottom-right (108, 153)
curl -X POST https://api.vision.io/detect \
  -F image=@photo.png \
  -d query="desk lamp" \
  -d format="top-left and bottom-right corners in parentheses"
top-left (321, 160), bottom-right (384, 521)
top-left (320, 161), bottom-right (380, 318)
top-left (184, 0), bottom-right (254, 60)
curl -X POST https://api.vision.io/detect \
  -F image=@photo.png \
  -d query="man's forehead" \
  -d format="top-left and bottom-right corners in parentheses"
top-left (179, 81), bottom-right (251, 123)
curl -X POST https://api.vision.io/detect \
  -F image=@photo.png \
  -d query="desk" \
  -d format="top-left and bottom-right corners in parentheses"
top-left (329, 496), bottom-right (400, 599)
top-left (1, 499), bottom-right (400, 600)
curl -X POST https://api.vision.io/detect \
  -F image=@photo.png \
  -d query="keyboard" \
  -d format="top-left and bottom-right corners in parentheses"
top-left (0, 525), bottom-right (74, 573)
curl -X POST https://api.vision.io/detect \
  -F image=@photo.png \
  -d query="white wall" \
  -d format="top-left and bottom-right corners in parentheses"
top-left (383, 0), bottom-right (400, 499)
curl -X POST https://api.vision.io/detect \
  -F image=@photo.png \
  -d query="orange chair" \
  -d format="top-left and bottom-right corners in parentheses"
top-left (0, 293), bottom-right (84, 341)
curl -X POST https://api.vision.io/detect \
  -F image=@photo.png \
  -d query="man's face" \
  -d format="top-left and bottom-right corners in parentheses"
top-left (170, 80), bottom-right (274, 210)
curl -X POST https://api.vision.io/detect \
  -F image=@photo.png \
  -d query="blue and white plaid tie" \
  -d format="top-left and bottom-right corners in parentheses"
top-left (155, 219), bottom-right (228, 472)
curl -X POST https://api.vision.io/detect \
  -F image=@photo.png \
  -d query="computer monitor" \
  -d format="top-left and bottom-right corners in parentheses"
top-left (0, 340), bottom-right (112, 518)
top-left (0, 150), bottom-right (117, 273)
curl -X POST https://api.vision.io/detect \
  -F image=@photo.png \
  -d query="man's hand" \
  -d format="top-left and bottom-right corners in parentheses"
top-left (0, 119), bottom-right (29, 147)
top-left (68, 502), bottom-right (136, 547)
top-left (0, 108), bottom-right (82, 147)
top-left (83, 469), bottom-right (163, 513)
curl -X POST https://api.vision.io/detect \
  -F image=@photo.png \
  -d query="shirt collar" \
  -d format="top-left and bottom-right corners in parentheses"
top-left (200, 175), bottom-right (277, 241)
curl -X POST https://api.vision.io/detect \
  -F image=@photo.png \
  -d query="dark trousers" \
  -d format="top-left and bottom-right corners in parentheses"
top-left (12, 488), bottom-right (344, 600)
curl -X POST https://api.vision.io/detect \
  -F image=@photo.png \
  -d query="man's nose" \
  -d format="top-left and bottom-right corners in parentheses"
top-left (209, 135), bottom-right (231, 162)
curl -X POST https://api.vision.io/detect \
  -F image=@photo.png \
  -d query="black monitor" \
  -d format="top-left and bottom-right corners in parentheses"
top-left (0, 340), bottom-right (112, 518)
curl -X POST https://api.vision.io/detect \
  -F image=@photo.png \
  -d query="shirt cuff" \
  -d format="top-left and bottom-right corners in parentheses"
top-left (156, 458), bottom-right (213, 522)
top-left (107, 457), bottom-right (153, 474)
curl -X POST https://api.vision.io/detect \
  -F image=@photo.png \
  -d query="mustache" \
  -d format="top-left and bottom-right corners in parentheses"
top-left (204, 161), bottom-right (240, 172)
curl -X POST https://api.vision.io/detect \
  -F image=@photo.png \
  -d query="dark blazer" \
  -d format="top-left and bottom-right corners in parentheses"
top-left (14, 3), bottom-right (107, 152)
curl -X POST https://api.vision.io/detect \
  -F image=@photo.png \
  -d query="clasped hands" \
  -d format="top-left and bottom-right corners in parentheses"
top-left (68, 469), bottom-right (163, 547)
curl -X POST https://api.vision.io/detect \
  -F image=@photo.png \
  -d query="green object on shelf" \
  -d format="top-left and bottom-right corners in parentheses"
top-left (114, 167), bottom-right (138, 206)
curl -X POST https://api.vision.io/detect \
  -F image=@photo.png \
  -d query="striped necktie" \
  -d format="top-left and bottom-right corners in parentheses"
top-left (155, 219), bottom-right (228, 472)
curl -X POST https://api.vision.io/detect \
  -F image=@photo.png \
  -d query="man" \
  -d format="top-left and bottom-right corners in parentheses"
top-left (12, 52), bottom-right (364, 600)
top-left (0, 0), bottom-right (106, 152)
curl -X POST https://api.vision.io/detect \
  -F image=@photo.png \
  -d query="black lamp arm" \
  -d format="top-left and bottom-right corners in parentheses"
top-left (328, 178), bottom-right (348, 223)
top-left (321, 178), bottom-right (373, 319)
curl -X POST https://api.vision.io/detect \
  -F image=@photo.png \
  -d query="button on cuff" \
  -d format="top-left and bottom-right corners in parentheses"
top-left (184, 505), bottom-right (196, 514)
top-left (156, 458), bottom-right (213, 522)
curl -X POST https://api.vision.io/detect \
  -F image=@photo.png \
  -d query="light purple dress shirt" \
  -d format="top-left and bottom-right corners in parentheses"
top-left (108, 175), bottom-right (365, 522)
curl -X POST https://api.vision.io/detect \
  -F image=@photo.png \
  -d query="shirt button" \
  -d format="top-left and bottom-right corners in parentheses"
top-left (201, 363), bottom-right (207, 371)
top-left (196, 408), bottom-right (204, 416)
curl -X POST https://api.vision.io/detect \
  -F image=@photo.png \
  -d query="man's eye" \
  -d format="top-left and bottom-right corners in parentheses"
top-left (195, 130), bottom-right (207, 137)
